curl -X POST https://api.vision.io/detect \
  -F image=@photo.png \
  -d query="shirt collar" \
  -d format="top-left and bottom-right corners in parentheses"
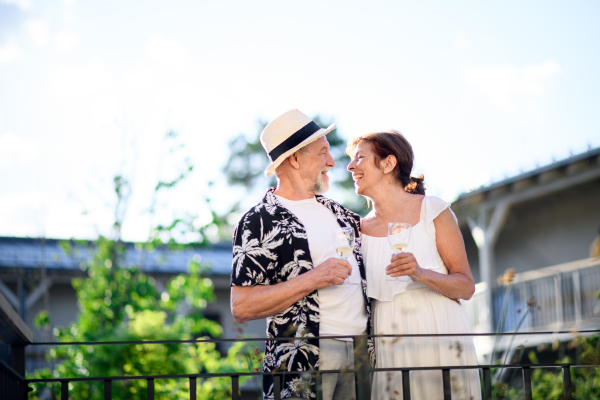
top-left (262, 187), bottom-right (343, 220)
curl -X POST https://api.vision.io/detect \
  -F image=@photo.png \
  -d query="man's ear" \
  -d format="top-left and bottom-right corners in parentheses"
top-left (382, 155), bottom-right (397, 174)
top-left (288, 152), bottom-right (302, 170)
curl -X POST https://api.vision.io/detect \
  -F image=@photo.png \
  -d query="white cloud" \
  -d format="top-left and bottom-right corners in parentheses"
top-left (144, 35), bottom-right (188, 68)
top-left (0, 0), bottom-right (31, 10)
top-left (0, 40), bottom-right (23, 64)
top-left (0, 190), bottom-right (100, 239)
top-left (54, 30), bottom-right (80, 52)
top-left (49, 56), bottom-right (113, 96)
top-left (0, 132), bottom-right (39, 168)
top-left (0, 191), bottom-right (45, 237)
top-left (463, 59), bottom-right (561, 112)
top-left (25, 19), bottom-right (50, 46)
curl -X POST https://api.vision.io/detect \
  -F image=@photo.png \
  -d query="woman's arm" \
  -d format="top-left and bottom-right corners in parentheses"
top-left (385, 208), bottom-right (476, 300)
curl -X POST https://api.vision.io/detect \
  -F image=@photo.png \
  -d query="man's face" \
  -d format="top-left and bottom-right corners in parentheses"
top-left (302, 136), bottom-right (335, 195)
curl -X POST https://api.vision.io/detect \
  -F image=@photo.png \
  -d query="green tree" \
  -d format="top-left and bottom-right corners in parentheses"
top-left (29, 132), bottom-right (254, 399)
top-left (490, 333), bottom-right (600, 400)
top-left (223, 116), bottom-right (367, 215)
top-left (527, 334), bottom-right (600, 399)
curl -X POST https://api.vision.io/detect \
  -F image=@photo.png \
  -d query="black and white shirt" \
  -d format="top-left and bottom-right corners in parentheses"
top-left (231, 188), bottom-right (374, 399)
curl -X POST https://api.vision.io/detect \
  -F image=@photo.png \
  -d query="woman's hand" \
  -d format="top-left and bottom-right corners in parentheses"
top-left (385, 252), bottom-right (424, 281)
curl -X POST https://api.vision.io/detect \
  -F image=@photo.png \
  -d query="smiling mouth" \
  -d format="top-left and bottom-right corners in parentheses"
top-left (352, 174), bottom-right (363, 181)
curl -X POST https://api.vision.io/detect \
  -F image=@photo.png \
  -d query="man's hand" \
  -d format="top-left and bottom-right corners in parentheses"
top-left (305, 257), bottom-right (351, 289)
top-left (386, 252), bottom-right (423, 281)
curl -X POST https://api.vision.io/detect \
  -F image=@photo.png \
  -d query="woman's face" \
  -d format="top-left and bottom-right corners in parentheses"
top-left (346, 140), bottom-right (385, 196)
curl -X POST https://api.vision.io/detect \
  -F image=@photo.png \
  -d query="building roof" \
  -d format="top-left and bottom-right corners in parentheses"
top-left (457, 146), bottom-right (600, 201)
top-left (0, 237), bottom-right (234, 276)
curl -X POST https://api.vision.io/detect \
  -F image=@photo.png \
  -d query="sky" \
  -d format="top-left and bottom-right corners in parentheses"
top-left (0, 0), bottom-right (599, 242)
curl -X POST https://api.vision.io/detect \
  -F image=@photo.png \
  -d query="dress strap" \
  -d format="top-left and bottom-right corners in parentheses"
top-left (418, 196), bottom-right (426, 223)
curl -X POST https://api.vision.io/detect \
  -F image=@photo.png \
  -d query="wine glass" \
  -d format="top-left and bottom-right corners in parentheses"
top-left (385, 222), bottom-right (412, 282)
top-left (333, 227), bottom-right (357, 285)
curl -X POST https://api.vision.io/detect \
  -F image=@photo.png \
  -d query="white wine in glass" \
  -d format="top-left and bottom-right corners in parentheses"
top-left (334, 247), bottom-right (353, 258)
top-left (333, 227), bottom-right (357, 285)
top-left (386, 222), bottom-right (412, 282)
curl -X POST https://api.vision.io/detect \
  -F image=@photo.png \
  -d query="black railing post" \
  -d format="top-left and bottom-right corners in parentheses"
top-left (61, 380), bottom-right (69, 400)
top-left (522, 367), bottom-right (532, 400)
top-left (274, 374), bottom-right (281, 400)
top-left (12, 345), bottom-right (26, 400)
top-left (147, 378), bottom-right (155, 400)
top-left (402, 369), bottom-right (411, 400)
top-left (442, 368), bottom-right (451, 400)
top-left (11, 344), bottom-right (25, 379)
top-left (482, 367), bottom-right (492, 400)
top-left (316, 371), bottom-right (323, 400)
top-left (1, 290), bottom-right (33, 400)
top-left (562, 365), bottom-right (572, 400)
top-left (231, 375), bottom-right (238, 400)
top-left (104, 379), bottom-right (112, 400)
top-left (353, 335), bottom-right (371, 400)
top-left (189, 377), bottom-right (197, 400)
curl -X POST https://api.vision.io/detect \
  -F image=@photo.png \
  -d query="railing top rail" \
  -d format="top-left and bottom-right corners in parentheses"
top-left (512, 257), bottom-right (600, 284)
top-left (29, 329), bottom-right (600, 346)
top-left (25, 363), bottom-right (600, 383)
top-left (0, 289), bottom-right (32, 345)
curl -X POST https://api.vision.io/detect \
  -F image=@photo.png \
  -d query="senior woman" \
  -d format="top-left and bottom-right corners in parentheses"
top-left (346, 131), bottom-right (481, 400)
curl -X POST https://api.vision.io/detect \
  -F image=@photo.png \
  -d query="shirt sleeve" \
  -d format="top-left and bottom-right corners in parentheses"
top-left (424, 196), bottom-right (457, 242)
top-left (230, 211), bottom-right (280, 287)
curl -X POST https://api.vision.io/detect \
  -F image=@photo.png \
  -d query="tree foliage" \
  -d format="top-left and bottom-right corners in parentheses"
top-left (31, 237), bottom-right (251, 399)
top-left (528, 334), bottom-right (600, 400)
top-left (29, 131), bottom-right (254, 399)
top-left (489, 333), bottom-right (600, 400)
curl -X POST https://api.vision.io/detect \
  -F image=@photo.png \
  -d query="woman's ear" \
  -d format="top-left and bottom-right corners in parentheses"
top-left (382, 155), bottom-right (397, 174)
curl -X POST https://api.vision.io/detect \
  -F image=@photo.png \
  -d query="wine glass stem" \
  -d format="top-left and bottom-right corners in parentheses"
top-left (341, 257), bottom-right (349, 284)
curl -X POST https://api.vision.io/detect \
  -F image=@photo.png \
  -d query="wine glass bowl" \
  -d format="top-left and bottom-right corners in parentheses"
top-left (386, 222), bottom-right (412, 281)
top-left (333, 227), bottom-right (357, 285)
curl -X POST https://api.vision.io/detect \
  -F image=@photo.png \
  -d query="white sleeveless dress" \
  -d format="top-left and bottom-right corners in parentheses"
top-left (362, 196), bottom-right (481, 400)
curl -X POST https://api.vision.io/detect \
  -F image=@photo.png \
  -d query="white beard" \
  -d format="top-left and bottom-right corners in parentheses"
top-left (310, 172), bottom-right (329, 195)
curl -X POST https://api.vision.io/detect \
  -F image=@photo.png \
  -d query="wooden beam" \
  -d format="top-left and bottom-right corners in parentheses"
top-left (25, 277), bottom-right (54, 310)
top-left (486, 201), bottom-right (511, 247)
top-left (482, 166), bottom-right (600, 210)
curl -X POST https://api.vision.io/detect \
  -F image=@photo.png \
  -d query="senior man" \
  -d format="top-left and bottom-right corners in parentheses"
top-left (230, 109), bottom-right (374, 400)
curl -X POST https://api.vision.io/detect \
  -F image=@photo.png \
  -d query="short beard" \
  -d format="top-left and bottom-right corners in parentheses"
top-left (310, 171), bottom-right (329, 195)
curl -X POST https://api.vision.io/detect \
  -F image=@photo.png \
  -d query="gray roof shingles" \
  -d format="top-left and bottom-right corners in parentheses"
top-left (0, 237), bottom-right (233, 276)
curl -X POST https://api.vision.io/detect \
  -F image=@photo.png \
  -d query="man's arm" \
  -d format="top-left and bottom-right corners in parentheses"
top-left (231, 258), bottom-right (351, 323)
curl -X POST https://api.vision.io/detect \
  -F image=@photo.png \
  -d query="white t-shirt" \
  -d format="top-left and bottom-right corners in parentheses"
top-left (275, 195), bottom-right (367, 339)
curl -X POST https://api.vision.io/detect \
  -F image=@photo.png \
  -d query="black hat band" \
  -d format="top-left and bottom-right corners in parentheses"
top-left (268, 121), bottom-right (321, 162)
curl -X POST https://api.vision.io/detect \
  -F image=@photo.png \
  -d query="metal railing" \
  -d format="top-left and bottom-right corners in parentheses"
top-left (464, 258), bottom-right (600, 334)
top-left (22, 330), bottom-right (600, 400)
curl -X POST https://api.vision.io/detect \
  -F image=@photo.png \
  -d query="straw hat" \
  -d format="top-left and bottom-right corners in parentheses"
top-left (261, 109), bottom-right (336, 177)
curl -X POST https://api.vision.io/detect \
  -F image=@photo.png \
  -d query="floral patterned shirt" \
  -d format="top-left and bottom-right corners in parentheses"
top-left (231, 188), bottom-right (374, 399)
